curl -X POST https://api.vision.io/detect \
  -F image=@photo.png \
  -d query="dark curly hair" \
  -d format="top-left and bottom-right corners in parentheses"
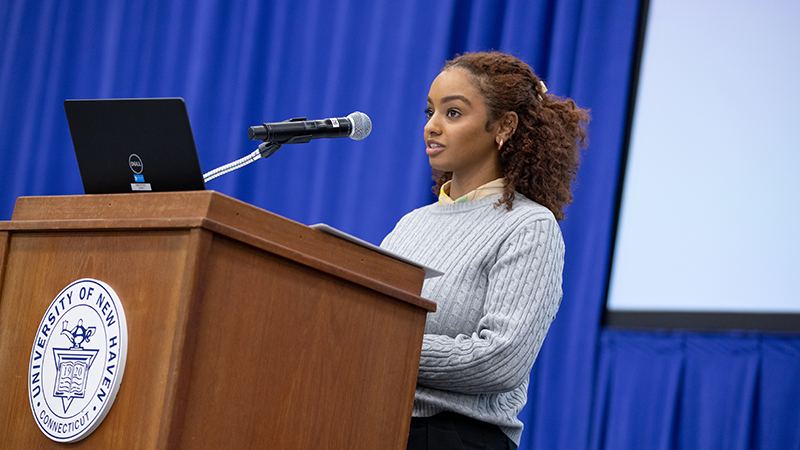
top-left (433, 52), bottom-right (590, 220)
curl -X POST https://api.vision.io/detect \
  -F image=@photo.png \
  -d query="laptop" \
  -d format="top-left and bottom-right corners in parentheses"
top-left (64, 98), bottom-right (206, 194)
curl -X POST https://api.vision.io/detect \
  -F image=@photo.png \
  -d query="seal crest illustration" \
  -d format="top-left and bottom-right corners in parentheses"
top-left (28, 279), bottom-right (128, 443)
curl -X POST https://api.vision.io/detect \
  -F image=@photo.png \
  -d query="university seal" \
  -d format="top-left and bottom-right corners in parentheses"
top-left (28, 278), bottom-right (128, 442)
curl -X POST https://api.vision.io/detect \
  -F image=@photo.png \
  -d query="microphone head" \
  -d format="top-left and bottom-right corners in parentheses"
top-left (346, 112), bottom-right (372, 141)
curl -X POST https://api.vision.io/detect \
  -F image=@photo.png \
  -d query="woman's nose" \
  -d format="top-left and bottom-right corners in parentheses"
top-left (424, 114), bottom-right (441, 136)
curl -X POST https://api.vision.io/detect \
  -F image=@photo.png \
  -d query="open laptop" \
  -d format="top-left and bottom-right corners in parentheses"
top-left (64, 98), bottom-right (206, 194)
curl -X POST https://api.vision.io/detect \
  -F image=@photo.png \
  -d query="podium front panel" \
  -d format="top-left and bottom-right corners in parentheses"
top-left (0, 229), bottom-right (201, 449)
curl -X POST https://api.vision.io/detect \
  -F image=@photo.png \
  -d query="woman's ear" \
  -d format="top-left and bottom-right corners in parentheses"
top-left (496, 111), bottom-right (519, 145)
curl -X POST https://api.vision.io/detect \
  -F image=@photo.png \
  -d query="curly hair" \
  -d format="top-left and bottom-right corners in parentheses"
top-left (432, 52), bottom-right (590, 220)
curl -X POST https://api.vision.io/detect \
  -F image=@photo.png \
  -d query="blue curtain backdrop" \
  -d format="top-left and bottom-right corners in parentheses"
top-left (2, 1), bottom-right (799, 449)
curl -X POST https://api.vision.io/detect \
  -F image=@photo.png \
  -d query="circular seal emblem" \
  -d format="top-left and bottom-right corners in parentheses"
top-left (128, 154), bottom-right (143, 174)
top-left (28, 279), bottom-right (128, 443)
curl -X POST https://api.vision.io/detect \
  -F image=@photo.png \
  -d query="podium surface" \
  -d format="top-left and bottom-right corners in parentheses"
top-left (0, 191), bottom-right (434, 449)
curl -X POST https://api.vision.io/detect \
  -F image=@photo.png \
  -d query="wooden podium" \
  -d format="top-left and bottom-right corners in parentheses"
top-left (0, 191), bottom-right (435, 449)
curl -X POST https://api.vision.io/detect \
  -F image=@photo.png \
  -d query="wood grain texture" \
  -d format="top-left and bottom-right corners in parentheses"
top-left (156, 228), bottom-right (214, 450)
top-left (7, 192), bottom-right (429, 297)
top-left (175, 234), bottom-right (425, 449)
top-left (0, 231), bottom-right (8, 310)
top-left (0, 193), bottom-right (430, 449)
top-left (0, 230), bottom-right (194, 449)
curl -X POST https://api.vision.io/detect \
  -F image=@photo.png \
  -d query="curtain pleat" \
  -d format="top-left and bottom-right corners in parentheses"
top-left (595, 331), bottom-right (800, 450)
top-left (594, 331), bottom-right (684, 450)
top-left (760, 337), bottom-right (800, 448)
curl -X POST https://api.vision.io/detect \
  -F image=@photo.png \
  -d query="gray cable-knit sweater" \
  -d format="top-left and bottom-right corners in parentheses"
top-left (380, 193), bottom-right (564, 445)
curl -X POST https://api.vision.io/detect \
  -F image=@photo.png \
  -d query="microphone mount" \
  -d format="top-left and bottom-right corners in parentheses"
top-left (250, 117), bottom-right (316, 145)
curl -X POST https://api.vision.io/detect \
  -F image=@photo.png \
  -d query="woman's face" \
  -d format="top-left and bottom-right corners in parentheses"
top-left (424, 68), bottom-right (500, 183)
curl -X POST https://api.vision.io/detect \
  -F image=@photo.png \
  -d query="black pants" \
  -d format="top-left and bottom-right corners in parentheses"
top-left (406, 412), bottom-right (518, 450)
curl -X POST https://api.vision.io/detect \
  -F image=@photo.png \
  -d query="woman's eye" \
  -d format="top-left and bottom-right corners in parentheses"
top-left (446, 109), bottom-right (461, 118)
top-left (424, 108), bottom-right (433, 119)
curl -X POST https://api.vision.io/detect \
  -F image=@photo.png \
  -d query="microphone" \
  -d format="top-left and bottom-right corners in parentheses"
top-left (248, 111), bottom-right (372, 144)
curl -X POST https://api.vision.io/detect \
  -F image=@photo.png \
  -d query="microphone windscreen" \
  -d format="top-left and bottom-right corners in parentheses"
top-left (347, 112), bottom-right (372, 141)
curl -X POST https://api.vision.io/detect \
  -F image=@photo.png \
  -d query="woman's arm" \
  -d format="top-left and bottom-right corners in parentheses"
top-left (415, 218), bottom-right (564, 394)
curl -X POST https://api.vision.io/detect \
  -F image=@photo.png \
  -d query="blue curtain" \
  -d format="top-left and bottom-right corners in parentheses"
top-left (3, 1), bottom-right (799, 449)
top-left (593, 330), bottom-right (800, 449)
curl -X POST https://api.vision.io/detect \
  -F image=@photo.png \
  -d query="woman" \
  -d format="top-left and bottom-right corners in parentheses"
top-left (381, 51), bottom-right (589, 449)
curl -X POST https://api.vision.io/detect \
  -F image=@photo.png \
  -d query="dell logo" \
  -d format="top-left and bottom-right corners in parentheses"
top-left (128, 154), bottom-right (143, 174)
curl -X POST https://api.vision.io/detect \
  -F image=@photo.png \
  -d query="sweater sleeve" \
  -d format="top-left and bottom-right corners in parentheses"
top-left (415, 217), bottom-right (564, 394)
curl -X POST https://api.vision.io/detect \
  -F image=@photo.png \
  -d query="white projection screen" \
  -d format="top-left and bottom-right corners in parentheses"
top-left (605, 0), bottom-right (800, 331)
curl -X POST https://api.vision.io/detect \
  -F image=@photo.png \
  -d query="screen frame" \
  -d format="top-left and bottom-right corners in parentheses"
top-left (600, 0), bottom-right (800, 333)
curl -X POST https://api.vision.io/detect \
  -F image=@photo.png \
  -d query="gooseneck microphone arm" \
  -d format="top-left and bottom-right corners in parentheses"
top-left (202, 142), bottom-right (281, 183)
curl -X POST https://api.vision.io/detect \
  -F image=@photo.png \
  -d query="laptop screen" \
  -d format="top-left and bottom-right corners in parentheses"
top-left (65, 98), bottom-right (206, 194)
